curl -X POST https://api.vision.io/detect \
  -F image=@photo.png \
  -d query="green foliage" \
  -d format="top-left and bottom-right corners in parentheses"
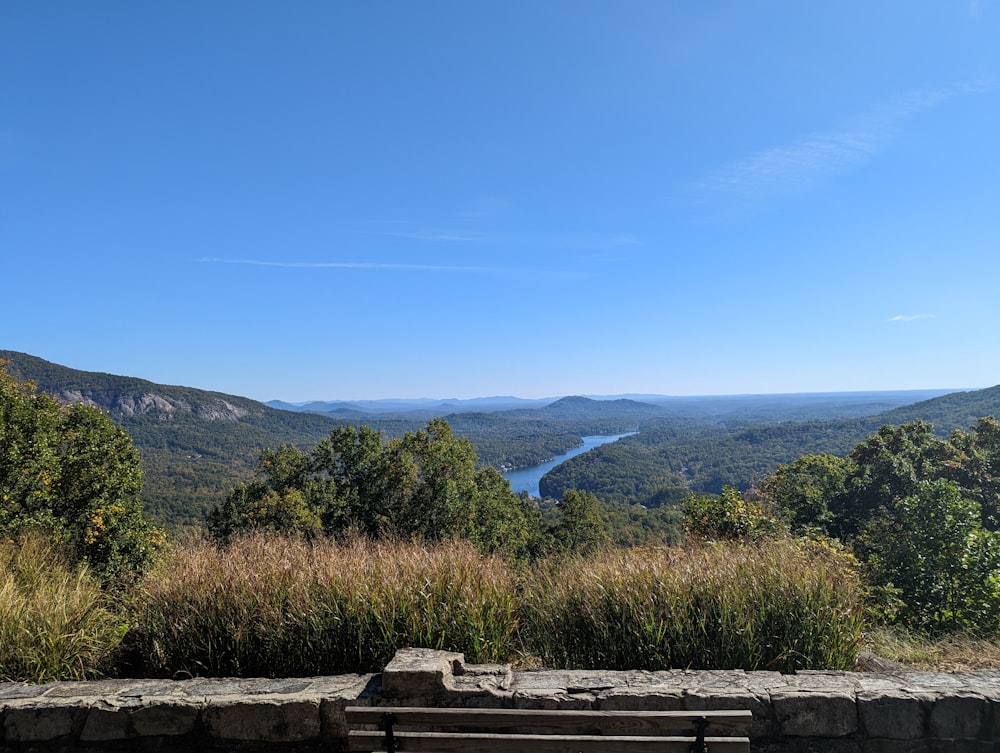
top-left (208, 418), bottom-right (538, 558)
top-left (945, 417), bottom-right (1000, 529)
top-left (859, 480), bottom-right (1000, 634)
top-left (0, 364), bottom-right (163, 582)
top-left (682, 486), bottom-right (780, 541)
top-left (546, 490), bottom-right (610, 556)
top-left (761, 418), bottom-right (1000, 634)
top-left (0, 533), bottom-right (124, 682)
top-left (840, 420), bottom-right (952, 539)
top-left (758, 453), bottom-right (849, 534)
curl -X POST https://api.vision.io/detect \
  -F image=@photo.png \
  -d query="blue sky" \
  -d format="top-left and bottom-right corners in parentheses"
top-left (2, 2), bottom-right (998, 401)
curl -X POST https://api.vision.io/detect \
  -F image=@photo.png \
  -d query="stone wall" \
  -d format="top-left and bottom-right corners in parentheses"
top-left (2, 649), bottom-right (999, 752)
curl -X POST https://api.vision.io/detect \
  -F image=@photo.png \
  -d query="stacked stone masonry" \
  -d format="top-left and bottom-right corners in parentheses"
top-left (2, 648), bottom-right (999, 752)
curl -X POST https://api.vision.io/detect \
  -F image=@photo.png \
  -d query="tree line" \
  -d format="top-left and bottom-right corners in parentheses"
top-left (5, 356), bottom-right (1000, 639)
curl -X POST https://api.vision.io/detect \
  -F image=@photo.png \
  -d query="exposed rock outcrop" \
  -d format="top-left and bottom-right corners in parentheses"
top-left (52, 390), bottom-right (250, 422)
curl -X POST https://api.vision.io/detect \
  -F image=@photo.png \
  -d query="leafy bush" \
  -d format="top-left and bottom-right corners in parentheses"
top-left (860, 480), bottom-right (1000, 634)
top-left (682, 486), bottom-right (780, 541)
top-left (0, 533), bottom-right (124, 682)
top-left (761, 419), bottom-right (1000, 634)
top-left (0, 363), bottom-right (165, 583)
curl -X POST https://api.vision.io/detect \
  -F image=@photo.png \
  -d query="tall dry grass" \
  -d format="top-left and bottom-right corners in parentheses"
top-left (521, 539), bottom-right (865, 672)
top-left (0, 533), bottom-right (123, 682)
top-left (119, 536), bottom-right (519, 677)
top-left (867, 626), bottom-right (1000, 671)
top-left (5, 532), bottom-right (870, 679)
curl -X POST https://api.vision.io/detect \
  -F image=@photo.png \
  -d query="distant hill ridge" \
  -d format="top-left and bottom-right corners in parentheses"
top-left (539, 383), bottom-right (1000, 504)
top-left (1, 351), bottom-right (263, 422)
top-left (3, 350), bottom-right (995, 531)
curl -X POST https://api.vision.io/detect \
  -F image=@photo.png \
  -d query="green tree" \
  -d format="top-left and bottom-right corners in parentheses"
top-left (758, 453), bottom-right (850, 535)
top-left (860, 479), bottom-right (1000, 633)
top-left (761, 418), bottom-right (1000, 633)
top-left (0, 363), bottom-right (163, 582)
top-left (209, 418), bottom-right (539, 558)
top-left (840, 421), bottom-right (952, 538)
top-left (945, 417), bottom-right (1000, 529)
top-left (549, 489), bottom-right (609, 556)
top-left (682, 486), bottom-right (778, 541)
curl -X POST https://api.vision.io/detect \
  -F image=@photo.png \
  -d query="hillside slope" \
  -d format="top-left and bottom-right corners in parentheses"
top-left (1, 351), bottom-right (344, 528)
top-left (540, 385), bottom-right (1000, 504)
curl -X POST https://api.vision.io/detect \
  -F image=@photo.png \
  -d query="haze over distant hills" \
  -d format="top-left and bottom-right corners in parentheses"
top-left (268, 389), bottom-right (956, 420)
top-left (2, 350), bottom-right (995, 532)
top-left (266, 396), bottom-right (559, 416)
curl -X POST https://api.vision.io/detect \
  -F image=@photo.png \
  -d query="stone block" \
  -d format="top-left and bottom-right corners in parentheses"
top-left (857, 688), bottom-right (930, 740)
top-left (859, 740), bottom-right (936, 753)
top-left (203, 698), bottom-right (321, 742)
top-left (3, 703), bottom-right (85, 743)
top-left (79, 700), bottom-right (142, 741)
top-left (928, 690), bottom-right (989, 740)
top-left (508, 690), bottom-right (594, 710)
top-left (45, 680), bottom-right (127, 698)
top-left (381, 647), bottom-right (465, 699)
top-left (0, 683), bottom-right (51, 701)
top-left (512, 672), bottom-right (573, 692)
top-left (684, 686), bottom-right (772, 739)
top-left (129, 701), bottom-right (202, 738)
top-left (772, 688), bottom-right (858, 737)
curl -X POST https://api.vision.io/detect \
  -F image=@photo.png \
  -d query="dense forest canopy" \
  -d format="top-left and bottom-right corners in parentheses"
top-left (2, 351), bottom-right (997, 533)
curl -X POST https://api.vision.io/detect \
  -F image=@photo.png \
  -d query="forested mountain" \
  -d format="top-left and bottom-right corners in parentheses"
top-left (1, 351), bottom-right (347, 528)
top-left (540, 386), bottom-right (1000, 505)
top-left (0, 353), bottom-right (649, 526)
top-left (4, 350), bottom-right (987, 532)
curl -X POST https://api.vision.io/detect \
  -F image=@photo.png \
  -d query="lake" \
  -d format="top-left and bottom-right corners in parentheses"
top-left (502, 433), bottom-right (636, 498)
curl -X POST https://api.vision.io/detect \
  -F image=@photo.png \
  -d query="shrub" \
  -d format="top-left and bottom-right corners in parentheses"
top-left (0, 364), bottom-right (165, 583)
top-left (682, 486), bottom-right (781, 541)
top-left (0, 533), bottom-right (124, 682)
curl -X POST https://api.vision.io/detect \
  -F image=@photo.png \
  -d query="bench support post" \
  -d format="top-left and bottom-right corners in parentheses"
top-left (691, 715), bottom-right (709, 753)
top-left (380, 711), bottom-right (397, 753)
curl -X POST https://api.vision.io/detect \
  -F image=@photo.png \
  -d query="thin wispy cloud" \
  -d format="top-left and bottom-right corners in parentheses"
top-left (365, 230), bottom-right (486, 243)
top-left (691, 80), bottom-right (992, 204)
top-left (548, 233), bottom-right (643, 251)
top-left (199, 258), bottom-right (503, 274)
top-left (888, 314), bottom-right (935, 322)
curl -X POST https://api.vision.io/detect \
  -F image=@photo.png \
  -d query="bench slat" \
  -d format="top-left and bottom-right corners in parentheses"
top-left (345, 706), bottom-right (752, 733)
top-left (348, 730), bottom-right (750, 753)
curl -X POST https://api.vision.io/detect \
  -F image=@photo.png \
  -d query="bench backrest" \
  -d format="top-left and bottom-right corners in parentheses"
top-left (345, 706), bottom-right (751, 753)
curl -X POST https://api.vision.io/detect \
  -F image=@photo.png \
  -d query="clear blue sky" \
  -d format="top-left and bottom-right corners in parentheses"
top-left (2, 2), bottom-right (998, 401)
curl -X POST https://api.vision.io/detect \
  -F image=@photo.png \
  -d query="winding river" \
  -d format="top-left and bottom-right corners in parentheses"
top-left (501, 432), bottom-right (636, 498)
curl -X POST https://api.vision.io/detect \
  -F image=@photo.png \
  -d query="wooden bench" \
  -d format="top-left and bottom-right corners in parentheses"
top-left (346, 706), bottom-right (751, 753)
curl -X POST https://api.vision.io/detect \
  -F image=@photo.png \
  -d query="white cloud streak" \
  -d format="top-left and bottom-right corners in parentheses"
top-left (199, 257), bottom-right (503, 274)
top-left (888, 314), bottom-right (935, 322)
top-left (693, 80), bottom-right (992, 203)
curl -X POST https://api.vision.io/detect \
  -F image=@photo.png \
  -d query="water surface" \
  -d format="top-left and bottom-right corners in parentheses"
top-left (502, 433), bottom-right (636, 497)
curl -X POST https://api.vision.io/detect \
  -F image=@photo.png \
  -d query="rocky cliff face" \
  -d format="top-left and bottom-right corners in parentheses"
top-left (53, 390), bottom-right (251, 421)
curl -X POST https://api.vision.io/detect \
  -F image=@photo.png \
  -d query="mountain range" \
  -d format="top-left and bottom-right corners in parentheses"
top-left (2, 350), bottom-right (995, 531)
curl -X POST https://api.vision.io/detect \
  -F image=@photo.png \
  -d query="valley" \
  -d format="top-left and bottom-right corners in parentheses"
top-left (2, 350), bottom-right (994, 532)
